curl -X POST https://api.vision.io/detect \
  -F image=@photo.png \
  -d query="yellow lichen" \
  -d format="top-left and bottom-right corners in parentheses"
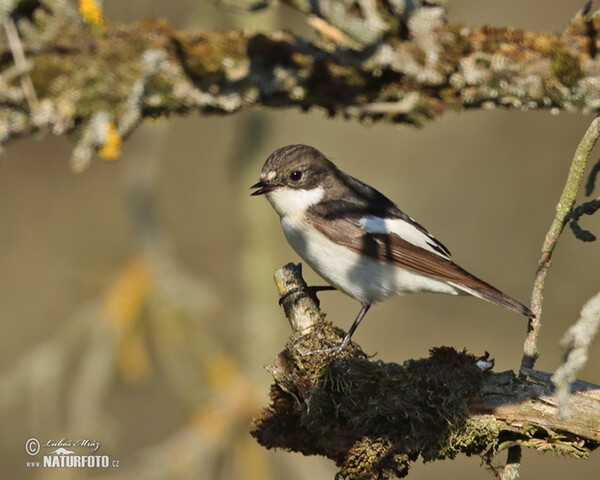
top-left (98, 122), bottom-right (122, 161)
top-left (79, 0), bottom-right (104, 26)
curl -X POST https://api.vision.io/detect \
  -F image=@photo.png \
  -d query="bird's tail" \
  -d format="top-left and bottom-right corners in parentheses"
top-left (449, 281), bottom-right (534, 318)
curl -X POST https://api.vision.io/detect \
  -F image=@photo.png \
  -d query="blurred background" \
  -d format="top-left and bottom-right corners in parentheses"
top-left (1, 0), bottom-right (599, 478)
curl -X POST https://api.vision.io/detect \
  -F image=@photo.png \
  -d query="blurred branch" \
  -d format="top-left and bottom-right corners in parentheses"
top-left (251, 264), bottom-right (600, 480)
top-left (520, 115), bottom-right (600, 374)
top-left (2, 2), bottom-right (600, 166)
top-left (0, 299), bottom-right (108, 434)
top-left (3, 16), bottom-right (38, 112)
top-left (553, 291), bottom-right (600, 417)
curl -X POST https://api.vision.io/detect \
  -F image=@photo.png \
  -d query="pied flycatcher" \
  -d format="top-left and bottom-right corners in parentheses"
top-left (251, 144), bottom-right (533, 349)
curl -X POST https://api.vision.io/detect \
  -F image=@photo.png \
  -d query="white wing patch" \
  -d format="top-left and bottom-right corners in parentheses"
top-left (360, 214), bottom-right (451, 259)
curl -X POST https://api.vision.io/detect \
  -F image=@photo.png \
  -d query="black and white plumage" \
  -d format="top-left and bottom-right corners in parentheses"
top-left (251, 144), bottom-right (533, 349)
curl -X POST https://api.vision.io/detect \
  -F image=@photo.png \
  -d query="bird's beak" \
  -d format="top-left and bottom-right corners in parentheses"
top-left (250, 180), bottom-right (279, 196)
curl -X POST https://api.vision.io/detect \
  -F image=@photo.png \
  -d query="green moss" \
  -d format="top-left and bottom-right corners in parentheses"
top-left (29, 55), bottom-right (74, 98)
top-left (449, 23), bottom-right (474, 56)
top-left (28, 21), bottom-right (157, 121)
top-left (296, 344), bottom-right (485, 478)
top-left (145, 74), bottom-right (182, 116)
top-left (565, 15), bottom-right (588, 36)
top-left (551, 46), bottom-right (582, 87)
top-left (344, 437), bottom-right (410, 480)
top-left (435, 418), bottom-right (499, 460)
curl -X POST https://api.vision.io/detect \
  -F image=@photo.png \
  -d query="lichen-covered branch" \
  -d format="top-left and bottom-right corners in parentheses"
top-left (2, 3), bottom-right (600, 167)
top-left (250, 264), bottom-right (600, 480)
top-left (552, 290), bottom-right (600, 417)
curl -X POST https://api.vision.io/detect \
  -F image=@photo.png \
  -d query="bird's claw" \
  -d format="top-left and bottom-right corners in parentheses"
top-left (306, 336), bottom-right (358, 360)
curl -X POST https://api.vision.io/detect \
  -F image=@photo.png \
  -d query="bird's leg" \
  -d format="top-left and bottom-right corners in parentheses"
top-left (278, 285), bottom-right (336, 308)
top-left (308, 302), bottom-right (372, 357)
top-left (339, 302), bottom-right (371, 350)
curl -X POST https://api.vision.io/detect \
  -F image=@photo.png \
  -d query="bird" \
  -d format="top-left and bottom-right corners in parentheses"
top-left (250, 144), bottom-right (533, 350)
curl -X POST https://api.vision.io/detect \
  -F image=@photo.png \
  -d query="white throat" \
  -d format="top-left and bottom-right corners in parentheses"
top-left (266, 186), bottom-right (325, 218)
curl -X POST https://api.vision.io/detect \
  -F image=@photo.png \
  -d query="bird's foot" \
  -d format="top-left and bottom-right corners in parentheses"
top-left (308, 341), bottom-right (346, 358)
top-left (307, 335), bottom-right (364, 360)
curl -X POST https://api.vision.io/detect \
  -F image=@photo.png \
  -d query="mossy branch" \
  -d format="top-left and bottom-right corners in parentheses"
top-left (250, 263), bottom-right (600, 480)
top-left (2, 3), bottom-right (600, 167)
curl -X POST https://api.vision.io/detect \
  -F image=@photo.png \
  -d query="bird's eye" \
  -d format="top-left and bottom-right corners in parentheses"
top-left (290, 171), bottom-right (302, 182)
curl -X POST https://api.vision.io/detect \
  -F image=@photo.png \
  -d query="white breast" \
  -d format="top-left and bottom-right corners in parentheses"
top-left (265, 186), bottom-right (325, 218)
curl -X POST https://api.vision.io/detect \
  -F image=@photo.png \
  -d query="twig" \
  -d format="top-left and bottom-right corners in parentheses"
top-left (499, 446), bottom-right (522, 480)
top-left (345, 95), bottom-right (421, 116)
top-left (117, 49), bottom-right (167, 137)
top-left (584, 157), bottom-right (600, 195)
top-left (520, 115), bottom-right (600, 374)
top-left (567, 197), bottom-right (600, 241)
top-left (3, 17), bottom-right (39, 113)
top-left (273, 263), bottom-right (323, 333)
top-left (70, 110), bottom-right (112, 171)
top-left (484, 443), bottom-right (522, 479)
